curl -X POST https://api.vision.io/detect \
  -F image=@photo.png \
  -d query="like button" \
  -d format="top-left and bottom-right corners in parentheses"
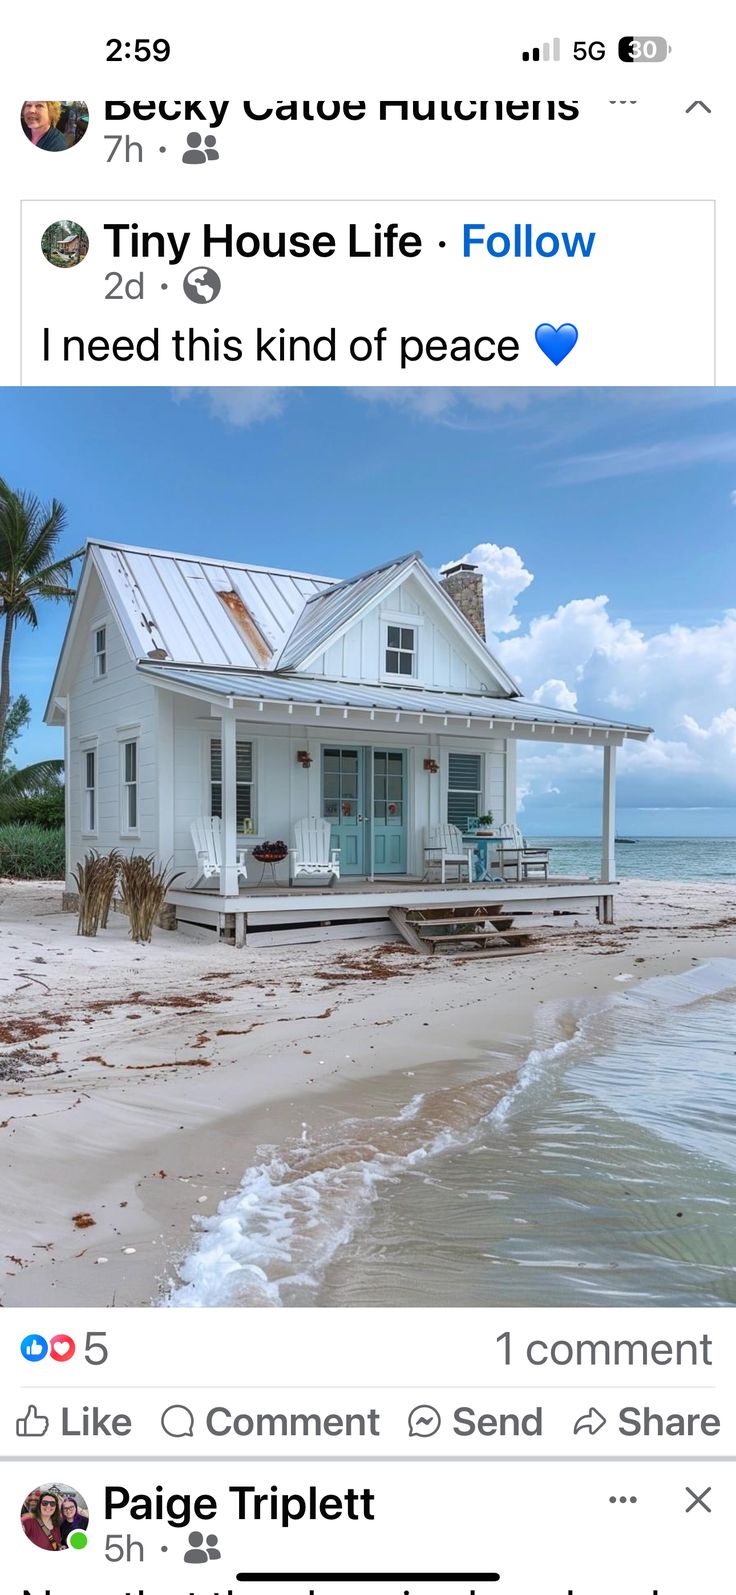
top-left (16, 1405), bottom-right (50, 1438)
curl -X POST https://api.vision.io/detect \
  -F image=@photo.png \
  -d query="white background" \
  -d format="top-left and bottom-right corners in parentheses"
top-left (19, 199), bottom-right (715, 384)
top-left (3, 0), bottom-right (733, 383)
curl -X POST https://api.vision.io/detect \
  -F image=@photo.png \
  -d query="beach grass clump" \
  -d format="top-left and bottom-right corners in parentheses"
top-left (118, 853), bottom-right (181, 944)
top-left (72, 849), bottom-right (113, 936)
top-left (0, 821), bottom-right (65, 879)
top-left (97, 848), bottom-right (121, 928)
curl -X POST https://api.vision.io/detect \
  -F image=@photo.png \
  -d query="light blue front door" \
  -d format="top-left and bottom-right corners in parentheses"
top-left (322, 746), bottom-right (408, 876)
top-left (322, 747), bottom-right (365, 874)
top-left (371, 749), bottom-right (407, 874)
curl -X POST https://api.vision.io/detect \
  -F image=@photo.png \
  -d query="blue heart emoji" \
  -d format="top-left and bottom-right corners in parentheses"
top-left (535, 322), bottom-right (579, 365)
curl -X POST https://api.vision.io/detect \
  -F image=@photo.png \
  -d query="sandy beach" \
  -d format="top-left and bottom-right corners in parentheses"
top-left (2, 878), bottom-right (735, 1309)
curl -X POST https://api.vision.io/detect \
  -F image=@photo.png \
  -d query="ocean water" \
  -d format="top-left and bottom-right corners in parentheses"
top-left (167, 960), bottom-right (736, 1310)
top-left (537, 835), bottom-right (736, 882)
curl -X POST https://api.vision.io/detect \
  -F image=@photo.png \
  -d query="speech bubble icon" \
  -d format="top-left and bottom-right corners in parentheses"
top-left (161, 1404), bottom-right (195, 1438)
top-left (408, 1403), bottom-right (441, 1438)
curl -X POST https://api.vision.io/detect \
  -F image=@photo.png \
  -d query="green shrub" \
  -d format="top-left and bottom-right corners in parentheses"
top-left (0, 788), bottom-right (65, 829)
top-left (0, 823), bottom-right (65, 879)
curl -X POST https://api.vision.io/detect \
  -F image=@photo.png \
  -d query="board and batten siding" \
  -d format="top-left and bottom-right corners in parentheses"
top-left (65, 573), bottom-right (158, 890)
top-left (300, 575), bottom-right (497, 694)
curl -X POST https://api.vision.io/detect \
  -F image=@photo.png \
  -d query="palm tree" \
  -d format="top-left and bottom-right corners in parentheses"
top-left (0, 758), bottom-right (63, 818)
top-left (0, 478), bottom-right (81, 754)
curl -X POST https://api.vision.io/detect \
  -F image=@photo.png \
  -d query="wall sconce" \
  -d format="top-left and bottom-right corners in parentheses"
top-left (296, 750), bottom-right (313, 768)
top-left (423, 758), bottom-right (439, 774)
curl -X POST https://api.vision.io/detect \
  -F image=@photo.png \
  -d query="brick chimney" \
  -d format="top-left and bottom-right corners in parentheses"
top-left (439, 561), bottom-right (486, 640)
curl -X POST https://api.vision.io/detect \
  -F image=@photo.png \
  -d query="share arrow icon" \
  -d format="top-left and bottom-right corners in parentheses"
top-left (573, 1406), bottom-right (607, 1435)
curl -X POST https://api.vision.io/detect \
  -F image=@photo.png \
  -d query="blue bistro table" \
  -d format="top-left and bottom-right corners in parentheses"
top-left (462, 833), bottom-right (527, 883)
top-left (462, 832), bottom-right (505, 883)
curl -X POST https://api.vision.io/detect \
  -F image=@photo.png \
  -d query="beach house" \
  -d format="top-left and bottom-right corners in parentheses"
top-left (45, 541), bottom-right (652, 947)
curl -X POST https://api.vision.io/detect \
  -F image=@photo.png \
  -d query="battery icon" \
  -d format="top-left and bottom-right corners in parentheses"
top-left (618, 35), bottom-right (671, 61)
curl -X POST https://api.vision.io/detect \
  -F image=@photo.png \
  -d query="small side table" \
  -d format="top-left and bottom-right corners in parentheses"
top-left (251, 847), bottom-right (288, 884)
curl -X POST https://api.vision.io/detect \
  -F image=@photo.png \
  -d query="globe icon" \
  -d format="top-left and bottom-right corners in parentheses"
top-left (182, 267), bottom-right (221, 304)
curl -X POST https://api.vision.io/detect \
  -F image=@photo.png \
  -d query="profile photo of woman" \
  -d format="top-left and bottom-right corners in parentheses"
top-left (21, 102), bottom-right (68, 151)
top-left (59, 1494), bottom-right (89, 1544)
top-left (21, 1490), bottom-right (66, 1550)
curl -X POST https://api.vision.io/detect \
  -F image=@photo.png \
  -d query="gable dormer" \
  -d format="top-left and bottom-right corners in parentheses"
top-left (281, 555), bottom-right (518, 697)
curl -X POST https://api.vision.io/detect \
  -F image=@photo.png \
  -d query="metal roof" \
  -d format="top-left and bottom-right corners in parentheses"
top-left (276, 552), bottom-right (419, 669)
top-left (92, 542), bottom-right (335, 669)
top-left (136, 663), bottom-right (652, 739)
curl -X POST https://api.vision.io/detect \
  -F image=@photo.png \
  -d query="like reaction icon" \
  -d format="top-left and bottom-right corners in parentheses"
top-left (20, 1335), bottom-right (48, 1363)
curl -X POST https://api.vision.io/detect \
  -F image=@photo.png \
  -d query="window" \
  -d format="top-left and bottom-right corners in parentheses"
top-left (94, 626), bottom-right (107, 678)
top-left (210, 739), bottom-right (254, 833)
top-left (385, 623), bottom-right (416, 677)
top-left (447, 752), bottom-right (483, 828)
top-left (82, 747), bottom-right (96, 833)
top-left (121, 739), bottom-right (138, 833)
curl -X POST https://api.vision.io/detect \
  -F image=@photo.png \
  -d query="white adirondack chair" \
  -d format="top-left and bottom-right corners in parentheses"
top-left (498, 822), bottom-right (550, 880)
top-left (190, 816), bottom-right (248, 886)
top-left (290, 817), bottom-right (341, 885)
top-left (425, 824), bottom-right (474, 884)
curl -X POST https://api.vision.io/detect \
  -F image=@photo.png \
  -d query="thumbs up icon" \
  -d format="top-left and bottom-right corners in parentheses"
top-left (16, 1405), bottom-right (50, 1438)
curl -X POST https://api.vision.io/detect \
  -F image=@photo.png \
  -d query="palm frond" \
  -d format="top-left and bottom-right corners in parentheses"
top-left (0, 758), bottom-right (63, 806)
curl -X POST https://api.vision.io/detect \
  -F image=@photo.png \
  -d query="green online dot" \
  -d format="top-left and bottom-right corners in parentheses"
top-left (69, 1531), bottom-right (88, 1550)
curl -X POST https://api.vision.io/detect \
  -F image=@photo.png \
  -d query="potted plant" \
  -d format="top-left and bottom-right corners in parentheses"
top-left (475, 812), bottom-right (495, 834)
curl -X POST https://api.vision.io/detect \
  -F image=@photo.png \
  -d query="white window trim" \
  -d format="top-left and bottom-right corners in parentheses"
top-left (445, 748), bottom-right (486, 829)
top-left (379, 608), bottom-right (425, 626)
top-left (118, 729), bottom-right (141, 837)
top-left (80, 736), bottom-right (98, 838)
top-left (205, 729), bottom-right (258, 837)
top-left (90, 616), bottom-right (109, 680)
top-left (381, 620), bottom-right (420, 685)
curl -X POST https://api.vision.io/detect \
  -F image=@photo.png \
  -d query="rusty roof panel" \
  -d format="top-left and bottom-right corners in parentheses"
top-left (92, 542), bottom-right (334, 669)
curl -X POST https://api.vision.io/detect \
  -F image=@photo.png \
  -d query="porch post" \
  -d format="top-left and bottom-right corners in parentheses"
top-left (368, 747), bottom-right (375, 882)
top-left (601, 742), bottom-right (616, 885)
top-left (156, 689), bottom-right (175, 867)
top-left (220, 704), bottom-right (240, 897)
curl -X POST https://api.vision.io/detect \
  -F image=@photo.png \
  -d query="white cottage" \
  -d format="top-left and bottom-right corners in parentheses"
top-left (45, 541), bottom-right (652, 947)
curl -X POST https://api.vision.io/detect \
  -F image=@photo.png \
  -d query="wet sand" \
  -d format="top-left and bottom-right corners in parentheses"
top-left (1, 877), bottom-right (736, 1308)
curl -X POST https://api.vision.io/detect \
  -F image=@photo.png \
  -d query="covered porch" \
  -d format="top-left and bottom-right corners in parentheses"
top-left (141, 660), bottom-right (649, 949)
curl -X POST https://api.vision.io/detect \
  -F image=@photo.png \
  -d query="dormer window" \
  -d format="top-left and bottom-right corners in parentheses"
top-left (385, 623), bottom-right (416, 677)
top-left (94, 626), bottom-right (107, 678)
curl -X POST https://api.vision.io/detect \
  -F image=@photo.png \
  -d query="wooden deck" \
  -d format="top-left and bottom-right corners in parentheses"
top-left (167, 874), bottom-right (616, 948)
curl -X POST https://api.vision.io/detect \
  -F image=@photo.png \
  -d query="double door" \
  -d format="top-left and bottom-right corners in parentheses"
top-left (321, 746), bottom-right (407, 875)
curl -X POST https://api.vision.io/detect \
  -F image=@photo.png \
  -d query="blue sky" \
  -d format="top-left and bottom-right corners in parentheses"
top-left (4, 385), bottom-right (736, 834)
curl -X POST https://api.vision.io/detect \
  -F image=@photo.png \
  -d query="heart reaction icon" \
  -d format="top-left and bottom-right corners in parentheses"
top-left (49, 1335), bottom-right (76, 1363)
top-left (535, 322), bottom-right (579, 365)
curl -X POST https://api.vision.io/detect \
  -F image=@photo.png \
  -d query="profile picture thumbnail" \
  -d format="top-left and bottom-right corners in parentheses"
top-left (21, 101), bottom-right (89, 151)
top-left (21, 1484), bottom-right (89, 1552)
top-left (41, 219), bottom-right (89, 268)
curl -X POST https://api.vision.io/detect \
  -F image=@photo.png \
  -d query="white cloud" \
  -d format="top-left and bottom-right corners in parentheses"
top-left (441, 542), bottom-right (534, 633)
top-left (348, 388), bottom-right (539, 424)
top-left (531, 679), bottom-right (578, 711)
top-left (464, 546), bottom-right (736, 814)
top-left (730, 489), bottom-right (736, 507)
top-left (554, 432), bottom-right (736, 484)
top-left (173, 388), bottom-right (289, 427)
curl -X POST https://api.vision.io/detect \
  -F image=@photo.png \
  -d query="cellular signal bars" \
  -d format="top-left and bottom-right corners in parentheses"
top-left (522, 39), bottom-right (561, 62)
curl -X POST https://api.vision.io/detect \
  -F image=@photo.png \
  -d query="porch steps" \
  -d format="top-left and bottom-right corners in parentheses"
top-left (389, 904), bottom-right (537, 956)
